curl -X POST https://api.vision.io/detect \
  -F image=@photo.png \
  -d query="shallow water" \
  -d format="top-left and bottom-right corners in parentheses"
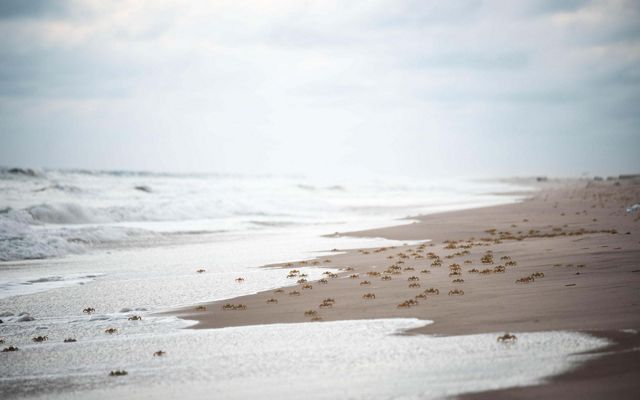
top-left (1, 319), bottom-right (608, 400)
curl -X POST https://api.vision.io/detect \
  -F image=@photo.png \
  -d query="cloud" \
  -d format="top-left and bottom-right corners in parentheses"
top-left (0, 0), bottom-right (638, 177)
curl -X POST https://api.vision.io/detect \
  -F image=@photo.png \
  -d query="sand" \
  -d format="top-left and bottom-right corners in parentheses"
top-left (169, 178), bottom-right (640, 398)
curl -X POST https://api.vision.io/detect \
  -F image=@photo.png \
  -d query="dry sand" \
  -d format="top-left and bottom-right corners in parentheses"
top-left (169, 178), bottom-right (640, 398)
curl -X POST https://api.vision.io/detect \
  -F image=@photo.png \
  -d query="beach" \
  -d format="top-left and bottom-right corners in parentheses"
top-left (1, 174), bottom-right (639, 399)
top-left (172, 177), bottom-right (640, 398)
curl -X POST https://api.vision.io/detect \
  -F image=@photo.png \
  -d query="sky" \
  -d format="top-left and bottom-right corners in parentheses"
top-left (0, 0), bottom-right (639, 178)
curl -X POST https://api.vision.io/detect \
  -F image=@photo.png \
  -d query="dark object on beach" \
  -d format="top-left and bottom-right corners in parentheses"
top-left (134, 185), bottom-right (152, 193)
top-left (536, 176), bottom-right (548, 182)
top-left (565, 284), bottom-right (576, 287)
top-left (618, 174), bottom-right (640, 180)
top-left (128, 315), bottom-right (142, 321)
top-left (631, 270), bottom-right (640, 273)
top-left (109, 370), bottom-right (128, 376)
top-left (64, 338), bottom-right (77, 343)
top-left (196, 268), bottom-right (206, 273)
top-left (83, 307), bottom-right (95, 314)
top-left (0, 319), bottom-right (3, 323)
top-left (104, 328), bottom-right (117, 334)
top-left (32, 335), bottom-right (48, 342)
top-left (2, 346), bottom-right (19, 352)
top-left (154, 350), bottom-right (166, 357)
top-left (497, 333), bottom-right (517, 342)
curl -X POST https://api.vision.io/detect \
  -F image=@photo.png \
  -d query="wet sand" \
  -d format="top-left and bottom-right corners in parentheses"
top-left (170, 178), bottom-right (640, 398)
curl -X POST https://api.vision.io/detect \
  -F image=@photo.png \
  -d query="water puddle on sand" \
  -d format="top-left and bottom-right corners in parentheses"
top-left (0, 318), bottom-right (608, 400)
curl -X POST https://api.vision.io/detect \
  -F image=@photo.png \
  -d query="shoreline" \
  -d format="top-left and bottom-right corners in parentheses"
top-left (168, 178), bottom-right (640, 397)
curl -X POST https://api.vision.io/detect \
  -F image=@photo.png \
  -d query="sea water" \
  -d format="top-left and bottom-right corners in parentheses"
top-left (0, 169), bottom-right (606, 399)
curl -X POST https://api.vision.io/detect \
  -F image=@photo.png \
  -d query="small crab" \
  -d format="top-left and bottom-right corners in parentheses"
top-left (424, 288), bottom-right (440, 295)
top-left (2, 346), bottom-right (19, 352)
top-left (128, 315), bottom-right (142, 321)
top-left (266, 298), bottom-right (278, 304)
top-left (497, 333), bottom-right (517, 342)
top-left (362, 293), bottom-right (376, 299)
top-left (64, 338), bottom-right (77, 343)
top-left (32, 335), bottom-right (48, 342)
top-left (235, 277), bottom-right (245, 282)
top-left (196, 268), bottom-right (206, 273)
top-left (104, 328), bottom-right (118, 334)
top-left (154, 350), bottom-right (166, 357)
top-left (109, 370), bottom-right (128, 377)
top-left (360, 280), bottom-right (371, 286)
top-left (304, 310), bottom-right (317, 316)
top-left (83, 307), bottom-right (95, 314)
top-left (448, 289), bottom-right (464, 296)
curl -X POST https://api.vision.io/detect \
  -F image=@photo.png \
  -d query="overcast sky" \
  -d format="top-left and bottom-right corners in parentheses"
top-left (0, 0), bottom-right (638, 178)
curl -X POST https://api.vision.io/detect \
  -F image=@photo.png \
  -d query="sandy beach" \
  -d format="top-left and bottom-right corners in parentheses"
top-left (172, 178), bottom-right (640, 398)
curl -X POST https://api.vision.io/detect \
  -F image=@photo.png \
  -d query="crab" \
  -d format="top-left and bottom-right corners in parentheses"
top-left (349, 274), bottom-right (360, 279)
top-left (318, 278), bottom-right (329, 284)
top-left (153, 350), bottom-right (166, 357)
top-left (128, 315), bottom-right (142, 321)
top-left (397, 299), bottom-right (419, 308)
top-left (415, 293), bottom-right (427, 300)
top-left (310, 316), bottom-right (323, 322)
top-left (104, 328), bottom-right (118, 334)
top-left (83, 307), bottom-right (96, 314)
top-left (109, 370), bottom-right (128, 377)
top-left (196, 268), bottom-right (206, 273)
top-left (195, 305), bottom-right (207, 311)
top-left (344, 267), bottom-right (354, 271)
top-left (274, 289), bottom-right (284, 294)
top-left (319, 301), bottom-right (333, 308)
top-left (301, 284), bottom-right (313, 290)
top-left (449, 271), bottom-right (461, 277)
top-left (448, 289), bottom-right (465, 296)
top-left (497, 333), bottom-right (517, 342)
top-left (407, 276), bottom-right (420, 282)
top-left (64, 338), bottom-right (77, 343)
top-left (420, 269), bottom-right (430, 274)
top-left (297, 278), bottom-right (308, 284)
top-left (408, 283), bottom-right (421, 288)
top-left (493, 266), bottom-right (506, 273)
top-left (235, 277), bottom-right (245, 282)
top-left (32, 335), bottom-right (48, 342)
top-left (304, 310), bottom-right (317, 316)
top-left (367, 271), bottom-right (381, 277)
top-left (468, 268), bottom-right (479, 273)
top-left (2, 346), bottom-right (19, 352)
top-left (531, 272), bottom-right (545, 278)
top-left (328, 273), bottom-right (339, 278)
top-left (289, 291), bottom-right (301, 296)
top-left (266, 298), bottom-right (278, 304)
top-left (381, 275), bottom-right (392, 281)
top-left (362, 293), bottom-right (376, 299)
top-left (360, 280), bottom-right (371, 286)
top-left (424, 288), bottom-right (440, 295)
top-left (222, 304), bottom-right (247, 310)
top-left (516, 276), bottom-right (535, 284)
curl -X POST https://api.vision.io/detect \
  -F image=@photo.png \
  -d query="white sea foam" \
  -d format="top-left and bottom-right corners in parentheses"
top-left (0, 169), bottom-right (532, 261)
